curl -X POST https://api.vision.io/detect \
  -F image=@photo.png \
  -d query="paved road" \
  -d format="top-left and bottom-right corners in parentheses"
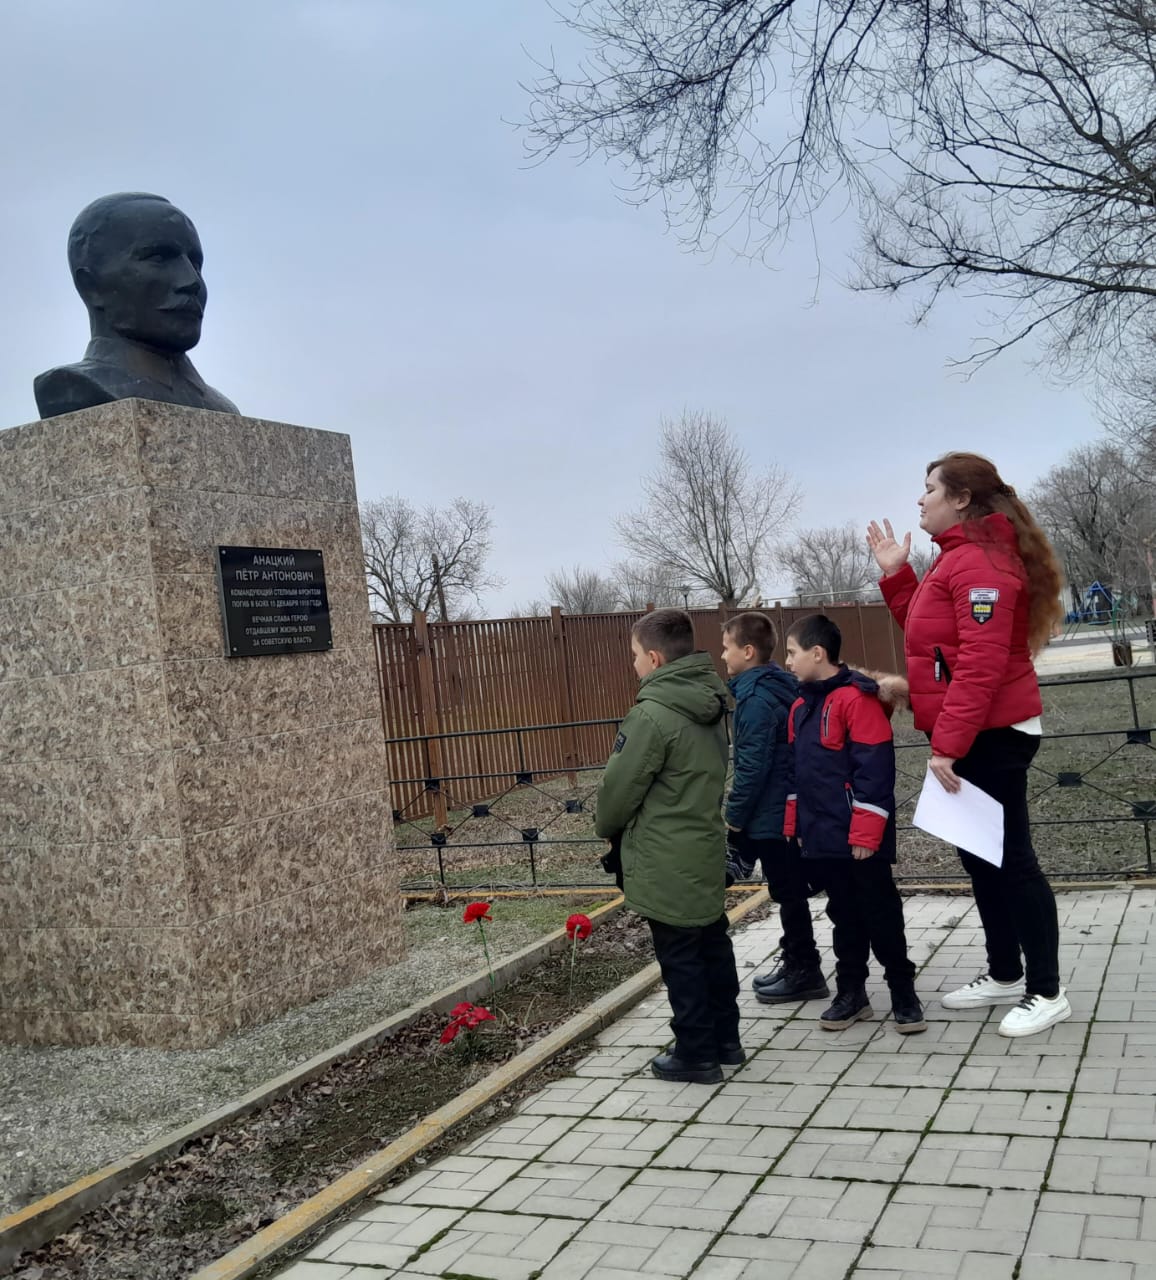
top-left (278, 889), bottom-right (1156, 1280)
top-left (1036, 633), bottom-right (1153, 676)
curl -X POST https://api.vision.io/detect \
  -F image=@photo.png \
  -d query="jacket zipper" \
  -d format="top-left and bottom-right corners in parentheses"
top-left (934, 647), bottom-right (952, 684)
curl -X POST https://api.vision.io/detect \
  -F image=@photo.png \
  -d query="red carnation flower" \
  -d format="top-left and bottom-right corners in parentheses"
top-left (462, 901), bottom-right (492, 924)
top-left (565, 913), bottom-right (593, 940)
top-left (439, 1002), bottom-right (495, 1046)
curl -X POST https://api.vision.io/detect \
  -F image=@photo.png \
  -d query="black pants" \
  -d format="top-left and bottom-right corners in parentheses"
top-left (739, 835), bottom-right (821, 971)
top-left (815, 855), bottom-right (915, 991)
top-left (953, 728), bottom-right (1060, 998)
top-left (647, 914), bottom-right (741, 1062)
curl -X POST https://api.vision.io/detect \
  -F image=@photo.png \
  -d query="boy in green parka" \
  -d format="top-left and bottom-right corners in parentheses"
top-left (595, 608), bottom-right (741, 1084)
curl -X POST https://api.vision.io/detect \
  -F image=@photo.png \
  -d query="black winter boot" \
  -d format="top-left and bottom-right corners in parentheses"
top-left (819, 987), bottom-right (873, 1030)
top-left (755, 964), bottom-right (830, 1005)
top-left (716, 1040), bottom-right (747, 1066)
top-left (751, 956), bottom-right (788, 992)
top-left (650, 1051), bottom-right (724, 1084)
top-left (890, 985), bottom-right (927, 1035)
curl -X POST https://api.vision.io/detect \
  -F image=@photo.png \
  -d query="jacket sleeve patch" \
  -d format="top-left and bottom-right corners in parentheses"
top-left (612, 731), bottom-right (627, 754)
top-left (969, 587), bottom-right (999, 625)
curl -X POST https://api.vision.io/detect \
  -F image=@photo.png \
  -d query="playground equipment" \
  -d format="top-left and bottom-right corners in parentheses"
top-left (1065, 580), bottom-right (1115, 628)
top-left (1063, 582), bottom-right (1136, 663)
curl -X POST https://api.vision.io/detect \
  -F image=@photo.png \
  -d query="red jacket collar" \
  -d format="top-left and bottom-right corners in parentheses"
top-left (933, 511), bottom-right (1017, 553)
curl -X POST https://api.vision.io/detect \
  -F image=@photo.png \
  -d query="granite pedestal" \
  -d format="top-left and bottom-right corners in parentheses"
top-left (0, 400), bottom-right (401, 1047)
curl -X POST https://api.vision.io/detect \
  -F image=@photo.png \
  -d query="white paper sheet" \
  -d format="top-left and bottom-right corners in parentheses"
top-left (912, 765), bottom-right (1005, 867)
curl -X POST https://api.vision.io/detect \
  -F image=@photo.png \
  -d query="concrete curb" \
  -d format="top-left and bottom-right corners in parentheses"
top-left (0, 896), bottom-right (626, 1269)
top-left (192, 890), bottom-right (771, 1280)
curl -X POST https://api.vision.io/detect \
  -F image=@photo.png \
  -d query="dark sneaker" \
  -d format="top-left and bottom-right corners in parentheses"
top-left (755, 967), bottom-right (830, 1005)
top-left (650, 1052), bottom-right (724, 1084)
top-left (717, 1041), bottom-right (747, 1066)
top-left (819, 988), bottom-right (873, 1030)
top-left (890, 989), bottom-right (927, 1035)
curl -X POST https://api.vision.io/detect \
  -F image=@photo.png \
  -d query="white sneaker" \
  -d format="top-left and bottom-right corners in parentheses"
top-left (941, 973), bottom-right (1026, 1009)
top-left (998, 990), bottom-right (1072, 1039)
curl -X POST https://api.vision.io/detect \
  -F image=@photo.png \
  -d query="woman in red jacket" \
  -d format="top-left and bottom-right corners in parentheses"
top-left (867, 452), bottom-right (1068, 1038)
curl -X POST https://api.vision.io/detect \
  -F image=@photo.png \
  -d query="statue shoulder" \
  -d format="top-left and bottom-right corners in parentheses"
top-left (34, 357), bottom-right (241, 418)
top-left (33, 363), bottom-right (117, 420)
top-left (202, 385), bottom-right (241, 415)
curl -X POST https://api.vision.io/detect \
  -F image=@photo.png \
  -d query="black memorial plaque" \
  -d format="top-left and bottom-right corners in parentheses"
top-left (216, 546), bottom-right (333, 657)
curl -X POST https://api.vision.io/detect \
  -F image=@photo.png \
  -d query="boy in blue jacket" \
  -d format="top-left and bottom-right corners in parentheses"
top-left (784, 614), bottom-right (925, 1034)
top-left (722, 612), bottom-right (828, 1005)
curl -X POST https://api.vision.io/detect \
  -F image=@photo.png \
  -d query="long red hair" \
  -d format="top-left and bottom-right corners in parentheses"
top-left (928, 452), bottom-right (1063, 654)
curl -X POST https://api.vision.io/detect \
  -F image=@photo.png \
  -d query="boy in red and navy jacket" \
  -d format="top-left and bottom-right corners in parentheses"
top-left (783, 615), bottom-right (925, 1034)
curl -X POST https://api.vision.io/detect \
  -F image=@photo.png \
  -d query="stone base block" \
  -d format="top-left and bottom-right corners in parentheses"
top-left (0, 400), bottom-right (401, 1047)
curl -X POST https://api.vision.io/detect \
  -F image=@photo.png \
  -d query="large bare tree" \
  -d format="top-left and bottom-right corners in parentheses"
top-left (545, 565), bottom-right (622, 613)
top-left (1028, 442), bottom-right (1156, 611)
top-left (509, 598), bottom-right (550, 617)
top-left (525, 1), bottom-right (1156, 376)
top-left (360, 495), bottom-right (502, 622)
top-left (515, 560), bottom-right (689, 615)
top-left (1101, 346), bottom-right (1156, 487)
top-left (617, 412), bottom-right (800, 606)
top-left (778, 524), bottom-right (877, 604)
top-left (610, 559), bottom-right (690, 609)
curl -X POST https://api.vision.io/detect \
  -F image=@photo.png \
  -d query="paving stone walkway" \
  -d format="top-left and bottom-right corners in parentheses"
top-left (277, 889), bottom-right (1156, 1280)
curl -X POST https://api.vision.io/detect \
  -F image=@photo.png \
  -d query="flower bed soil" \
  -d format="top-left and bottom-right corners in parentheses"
top-left (11, 905), bottom-right (754, 1280)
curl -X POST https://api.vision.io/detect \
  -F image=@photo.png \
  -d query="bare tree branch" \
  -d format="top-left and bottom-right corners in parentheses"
top-left (360, 495), bottom-right (503, 621)
top-left (545, 565), bottom-right (622, 612)
top-left (610, 559), bottom-right (690, 608)
top-left (1099, 337), bottom-right (1156, 486)
top-left (1027, 440), bottom-right (1156, 612)
top-left (525, 1), bottom-right (1156, 378)
top-left (616, 411), bottom-right (801, 605)
top-left (777, 522), bottom-right (877, 603)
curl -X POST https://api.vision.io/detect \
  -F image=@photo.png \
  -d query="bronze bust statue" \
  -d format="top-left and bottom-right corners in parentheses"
top-left (34, 192), bottom-right (239, 420)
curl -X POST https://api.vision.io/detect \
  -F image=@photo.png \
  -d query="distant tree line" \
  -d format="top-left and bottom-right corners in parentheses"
top-left (361, 406), bottom-right (1156, 623)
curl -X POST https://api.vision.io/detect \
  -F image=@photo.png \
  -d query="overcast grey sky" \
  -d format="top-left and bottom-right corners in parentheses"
top-left (0, 0), bottom-right (1097, 611)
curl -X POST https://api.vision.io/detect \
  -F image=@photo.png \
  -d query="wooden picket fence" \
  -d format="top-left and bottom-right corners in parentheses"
top-left (373, 603), bottom-right (904, 822)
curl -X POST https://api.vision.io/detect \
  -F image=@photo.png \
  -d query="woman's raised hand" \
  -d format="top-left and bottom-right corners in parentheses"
top-left (866, 519), bottom-right (912, 576)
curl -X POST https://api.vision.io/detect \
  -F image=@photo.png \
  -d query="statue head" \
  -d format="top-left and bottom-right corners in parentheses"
top-left (67, 193), bottom-right (208, 353)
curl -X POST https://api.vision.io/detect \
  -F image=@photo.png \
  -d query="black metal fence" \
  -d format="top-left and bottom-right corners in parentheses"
top-left (389, 669), bottom-right (1156, 891)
